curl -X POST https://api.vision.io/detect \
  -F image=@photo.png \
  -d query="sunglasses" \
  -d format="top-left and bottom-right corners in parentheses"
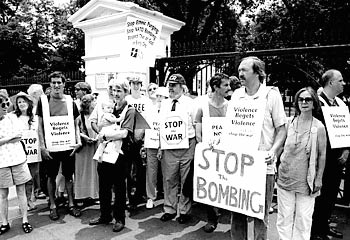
top-left (0, 98), bottom-right (10, 108)
top-left (298, 97), bottom-right (313, 103)
top-left (75, 88), bottom-right (87, 91)
top-left (148, 87), bottom-right (157, 91)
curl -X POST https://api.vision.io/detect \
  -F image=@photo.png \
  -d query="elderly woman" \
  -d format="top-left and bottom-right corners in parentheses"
top-left (74, 94), bottom-right (99, 205)
top-left (89, 78), bottom-right (136, 233)
top-left (14, 92), bottom-right (41, 212)
top-left (277, 87), bottom-right (327, 240)
top-left (0, 90), bottom-right (33, 235)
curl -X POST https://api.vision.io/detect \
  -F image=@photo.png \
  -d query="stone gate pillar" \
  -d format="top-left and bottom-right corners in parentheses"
top-left (69, 0), bottom-right (184, 94)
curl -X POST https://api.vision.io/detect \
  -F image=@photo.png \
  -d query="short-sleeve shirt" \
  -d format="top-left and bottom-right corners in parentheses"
top-left (112, 101), bottom-right (136, 153)
top-left (231, 84), bottom-right (287, 174)
top-left (36, 95), bottom-right (79, 119)
top-left (0, 113), bottom-right (27, 168)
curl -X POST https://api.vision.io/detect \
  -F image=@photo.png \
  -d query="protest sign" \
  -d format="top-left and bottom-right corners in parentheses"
top-left (144, 113), bottom-right (160, 149)
top-left (160, 113), bottom-right (189, 149)
top-left (41, 95), bottom-right (76, 152)
top-left (202, 117), bottom-right (226, 147)
top-left (225, 100), bottom-right (265, 150)
top-left (322, 106), bottom-right (350, 148)
top-left (194, 142), bottom-right (266, 219)
top-left (21, 130), bottom-right (40, 163)
top-left (123, 16), bottom-right (162, 66)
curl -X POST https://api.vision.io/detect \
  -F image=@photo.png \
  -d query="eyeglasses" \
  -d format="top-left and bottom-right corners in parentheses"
top-left (148, 87), bottom-right (157, 92)
top-left (298, 97), bottom-right (313, 103)
top-left (75, 88), bottom-right (87, 91)
top-left (0, 98), bottom-right (10, 109)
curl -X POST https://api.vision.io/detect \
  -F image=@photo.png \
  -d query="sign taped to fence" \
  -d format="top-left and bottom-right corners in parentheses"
top-left (193, 142), bottom-right (266, 219)
top-left (321, 106), bottom-right (350, 148)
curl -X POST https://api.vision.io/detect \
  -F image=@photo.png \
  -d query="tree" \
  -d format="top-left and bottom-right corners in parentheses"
top-left (237, 0), bottom-right (350, 94)
top-left (0, 0), bottom-right (84, 81)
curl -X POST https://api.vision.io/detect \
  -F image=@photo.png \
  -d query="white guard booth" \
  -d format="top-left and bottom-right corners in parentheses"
top-left (68, 0), bottom-right (185, 94)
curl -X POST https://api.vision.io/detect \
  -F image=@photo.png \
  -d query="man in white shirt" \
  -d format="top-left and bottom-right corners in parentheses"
top-left (230, 57), bottom-right (287, 240)
top-left (159, 74), bottom-right (197, 224)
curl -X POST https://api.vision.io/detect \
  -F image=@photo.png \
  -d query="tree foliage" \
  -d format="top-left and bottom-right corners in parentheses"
top-left (238, 0), bottom-right (350, 94)
top-left (0, 0), bottom-right (84, 80)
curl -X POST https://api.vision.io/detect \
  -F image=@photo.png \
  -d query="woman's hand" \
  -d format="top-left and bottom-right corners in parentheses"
top-left (70, 143), bottom-right (83, 156)
top-left (157, 148), bottom-right (162, 160)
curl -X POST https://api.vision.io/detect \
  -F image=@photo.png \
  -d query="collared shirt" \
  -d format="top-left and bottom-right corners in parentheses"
top-left (160, 94), bottom-right (196, 139)
top-left (231, 84), bottom-right (287, 174)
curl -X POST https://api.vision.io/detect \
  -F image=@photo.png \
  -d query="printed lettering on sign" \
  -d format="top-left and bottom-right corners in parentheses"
top-left (160, 114), bottom-right (189, 150)
top-left (322, 106), bottom-right (350, 148)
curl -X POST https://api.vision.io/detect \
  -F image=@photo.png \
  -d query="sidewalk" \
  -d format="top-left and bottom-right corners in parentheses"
top-left (3, 186), bottom-right (349, 240)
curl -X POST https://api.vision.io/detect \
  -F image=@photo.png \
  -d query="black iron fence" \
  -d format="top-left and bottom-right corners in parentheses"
top-left (156, 44), bottom-right (350, 117)
top-left (0, 71), bottom-right (85, 96)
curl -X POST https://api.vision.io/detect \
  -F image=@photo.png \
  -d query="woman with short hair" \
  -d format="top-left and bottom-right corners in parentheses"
top-left (89, 78), bottom-right (136, 233)
top-left (0, 90), bottom-right (33, 235)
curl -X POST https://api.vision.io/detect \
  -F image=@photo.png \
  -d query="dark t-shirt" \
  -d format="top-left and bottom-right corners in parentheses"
top-left (36, 95), bottom-right (79, 119)
top-left (113, 101), bottom-right (136, 153)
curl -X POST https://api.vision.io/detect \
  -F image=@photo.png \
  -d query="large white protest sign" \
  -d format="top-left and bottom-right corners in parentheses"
top-left (225, 100), bottom-right (265, 150)
top-left (160, 113), bottom-right (189, 150)
top-left (41, 95), bottom-right (76, 152)
top-left (21, 130), bottom-right (40, 163)
top-left (123, 16), bottom-right (162, 66)
top-left (322, 106), bottom-right (350, 148)
top-left (194, 142), bottom-right (266, 219)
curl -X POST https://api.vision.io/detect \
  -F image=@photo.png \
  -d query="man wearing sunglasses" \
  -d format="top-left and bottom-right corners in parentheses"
top-left (311, 69), bottom-right (349, 240)
top-left (36, 71), bottom-right (82, 221)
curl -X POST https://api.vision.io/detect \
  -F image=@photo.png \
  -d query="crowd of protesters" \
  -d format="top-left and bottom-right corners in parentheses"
top-left (0, 56), bottom-right (348, 240)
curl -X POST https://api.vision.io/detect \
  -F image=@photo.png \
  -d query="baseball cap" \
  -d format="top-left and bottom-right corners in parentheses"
top-left (167, 74), bottom-right (186, 85)
top-left (127, 76), bottom-right (143, 83)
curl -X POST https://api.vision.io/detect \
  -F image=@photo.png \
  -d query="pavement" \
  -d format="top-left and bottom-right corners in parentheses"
top-left (1, 186), bottom-right (350, 240)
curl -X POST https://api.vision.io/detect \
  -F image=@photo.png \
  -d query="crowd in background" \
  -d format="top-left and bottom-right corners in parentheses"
top-left (0, 56), bottom-right (349, 240)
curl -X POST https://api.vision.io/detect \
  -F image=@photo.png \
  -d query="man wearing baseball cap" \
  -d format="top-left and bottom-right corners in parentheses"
top-left (158, 73), bottom-right (197, 224)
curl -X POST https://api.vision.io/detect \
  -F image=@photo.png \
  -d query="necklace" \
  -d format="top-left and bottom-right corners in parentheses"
top-left (294, 116), bottom-right (313, 148)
